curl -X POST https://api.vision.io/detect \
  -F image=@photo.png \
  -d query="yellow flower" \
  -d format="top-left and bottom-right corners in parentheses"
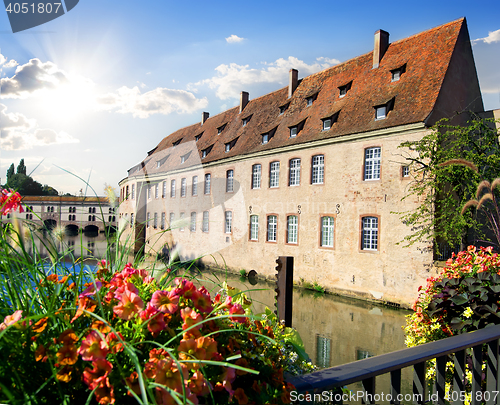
top-left (463, 307), bottom-right (474, 318)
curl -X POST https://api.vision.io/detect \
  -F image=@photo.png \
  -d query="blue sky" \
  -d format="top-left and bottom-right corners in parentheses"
top-left (0, 0), bottom-right (499, 195)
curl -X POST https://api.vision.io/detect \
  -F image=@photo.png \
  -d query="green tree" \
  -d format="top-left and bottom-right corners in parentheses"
top-left (6, 163), bottom-right (14, 182)
top-left (7, 173), bottom-right (44, 195)
top-left (16, 159), bottom-right (26, 175)
top-left (397, 115), bottom-right (500, 252)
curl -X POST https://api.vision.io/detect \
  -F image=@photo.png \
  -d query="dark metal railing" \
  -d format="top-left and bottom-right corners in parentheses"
top-left (287, 324), bottom-right (500, 405)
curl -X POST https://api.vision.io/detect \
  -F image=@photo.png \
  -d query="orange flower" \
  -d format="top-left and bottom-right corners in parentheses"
top-left (125, 371), bottom-right (141, 397)
top-left (78, 330), bottom-right (109, 361)
top-left (57, 341), bottom-right (78, 365)
top-left (32, 317), bottom-right (48, 333)
top-left (55, 365), bottom-right (73, 383)
top-left (35, 344), bottom-right (49, 362)
top-left (94, 379), bottom-right (115, 405)
top-left (83, 359), bottom-right (113, 390)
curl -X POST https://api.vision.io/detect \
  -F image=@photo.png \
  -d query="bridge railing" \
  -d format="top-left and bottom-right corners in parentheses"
top-left (287, 324), bottom-right (500, 405)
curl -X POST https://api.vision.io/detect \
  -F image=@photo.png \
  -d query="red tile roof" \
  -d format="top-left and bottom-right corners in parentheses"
top-left (21, 196), bottom-right (110, 203)
top-left (127, 18), bottom-right (472, 179)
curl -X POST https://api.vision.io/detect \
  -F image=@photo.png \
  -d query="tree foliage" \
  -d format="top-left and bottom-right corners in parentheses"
top-left (398, 115), bottom-right (500, 250)
top-left (16, 158), bottom-right (26, 175)
top-left (3, 160), bottom-right (59, 196)
top-left (6, 164), bottom-right (14, 181)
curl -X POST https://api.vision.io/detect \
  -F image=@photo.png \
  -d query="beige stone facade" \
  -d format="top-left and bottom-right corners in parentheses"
top-left (119, 18), bottom-right (490, 307)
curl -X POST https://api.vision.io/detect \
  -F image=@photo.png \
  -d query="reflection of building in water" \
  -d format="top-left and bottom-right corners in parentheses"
top-left (316, 335), bottom-right (332, 369)
top-left (1, 195), bottom-right (117, 234)
top-left (119, 18), bottom-right (494, 306)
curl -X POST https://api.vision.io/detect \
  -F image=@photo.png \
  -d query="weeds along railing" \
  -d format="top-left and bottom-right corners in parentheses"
top-left (287, 324), bottom-right (500, 405)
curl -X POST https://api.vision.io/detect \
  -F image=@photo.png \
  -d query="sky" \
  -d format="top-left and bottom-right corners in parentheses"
top-left (0, 0), bottom-right (499, 196)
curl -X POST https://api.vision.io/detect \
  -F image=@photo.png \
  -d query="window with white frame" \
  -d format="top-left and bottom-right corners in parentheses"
top-left (262, 133), bottom-right (269, 144)
top-left (312, 155), bottom-right (324, 184)
top-left (190, 212), bottom-right (196, 232)
top-left (322, 117), bottom-right (332, 131)
top-left (339, 81), bottom-right (352, 98)
top-left (202, 211), bottom-right (209, 232)
top-left (147, 186), bottom-right (151, 199)
top-left (321, 216), bottom-right (334, 247)
top-left (402, 165), bottom-right (410, 177)
top-left (376, 106), bottom-right (387, 120)
top-left (252, 164), bottom-right (261, 189)
top-left (362, 216), bottom-right (378, 251)
top-left (226, 170), bottom-right (234, 192)
top-left (217, 124), bottom-right (226, 135)
top-left (195, 133), bottom-right (202, 142)
top-left (289, 158), bottom-right (301, 186)
top-left (147, 212), bottom-right (150, 227)
top-left (267, 215), bottom-right (277, 242)
top-left (181, 178), bottom-right (187, 197)
top-left (169, 212), bottom-right (175, 227)
top-left (180, 212), bottom-right (185, 231)
top-left (162, 181), bottom-right (166, 198)
top-left (250, 215), bottom-right (259, 240)
top-left (154, 213), bottom-right (158, 229)
top-left (171, 179), bottom-right (176, 197)
top-left (161, 212), bottom-right (166, 230)
top-left (192, 176), bottom-right (198, 196)
top-left (287, 215), bottom-right (298, 244)
top-left (204, 173), bottom-right (211, 194)
top-left (126, 186), bottom-right (129, 200)
top-left (155, 184), bottom-right (159, 199)
top-left (269, 161), bottom-right (280, 188)
top-left (225, 211), bottom-right (232, 234)
top-left (290, 126), bottom-right (298, 138)
top-left (364, 147), bottom-right (381, 180)
top-left (391, 64), bottom-right (406, 82)
top-left (131, 184), bottom-right (135, 200)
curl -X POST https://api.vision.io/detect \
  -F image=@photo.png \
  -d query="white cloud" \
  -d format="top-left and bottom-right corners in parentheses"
top-left (0, 54), bottom-right (6, 65)
top-left (0, 103), bottom-right (79, 150)
top-left (473, 29), bottom-right (500, 44)
top-left (0, 58), bottom-right (70, 98)
top-left (190, 56), bottom-right (340, 100)
top-left (95, 86), bottom-right (208, 118)
top-left (3, 59), bottom-right (18, 68)
top-left (226, 34), bottom-right (245, 44)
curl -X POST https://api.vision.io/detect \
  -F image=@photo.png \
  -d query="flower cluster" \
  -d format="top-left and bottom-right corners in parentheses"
top-left (0, 261), bottom-right (311, 404)
top-left (0, 188), bottom-right (23, 215)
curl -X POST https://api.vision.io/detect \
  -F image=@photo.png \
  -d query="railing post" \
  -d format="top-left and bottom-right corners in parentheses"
top-left (275, 256), bottom-right (293, 327)
top-left (486, 339), bottom-right (499, 405)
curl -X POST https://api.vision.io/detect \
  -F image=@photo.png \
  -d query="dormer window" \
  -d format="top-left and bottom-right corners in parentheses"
top-left (391, 64), bottom-right (406, 82)
top-left (290, 126), bottom-right (298, 138)
top-left (156, 161), bottom-right (161, 168)
top-left (172, 139), bottom-right (182, 148)
top-left (279, 103), bottom-right (289, 115)
top-left (305, 93), bottom-right (318, 107)
top-left (201, 145), bottom-right (213, 159)
top-left (242, 115), bottom-right (252, 127)
top-left (321, 111), bottom-right (340, 131)
top-left (225, 138), bottom-right (238, 152)
top-left (180, 153), bottom-right (190, 164)
top-left (261, 127), bottom-right (277, 144)
top-left (374, 97), bottom-right (395, 120)
top-left (217, 124), bottom-right (226, 135)
top-left (262, 133), bottom-right (269, 144)
top-left (195, 133), bottom-right (203, 142)
top-left (339, 81), bottom-right (352, 98)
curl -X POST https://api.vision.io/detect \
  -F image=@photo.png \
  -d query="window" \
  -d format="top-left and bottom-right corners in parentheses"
top-left (156, 161), bottom-right (161, 168)
top-left (162, 181), bottom-right (166, 198)
top-left (289, 158), bottom-right (301, 186)
top-left (217, 124), bottom-right (226, 135)
top-left (242, 116), bottom-right (251, 126)
top-left (402, 165), bottom-right (410, 177)
top-left (322, 112), bottom-right (339, 131)
top-left (362, 216), bottom-right (379, 251)
top-left (391, 64), bottom-right (406, 82)
top-left (287, 215), bottom-right (298, 244)
top-left (154, 213), bottom-right (158, 229)
top-left (181, 155), bottom-right (186, 164)
top-left (250, 215), bottom-right (259, 240)
top-left (179, 212), bottom-right (185, 231)
top-left (306, 96), bottom-right (314, 107)
top-left (225, 143), bottom-right (231, 153)
top-left (169, 213), bottom-right (175, 227)
top-left (170, 179), bottom-right (176, 197)
top-left (172, 139), bottom-right (181, 147)
top-left (374, 98), bottom-right (395, 120)
top-left (312, 155), bottom-right (324, 184)
top-left (161, 212), bottom-right (166, 230)
top-left (147, 186), bottom-right (151, 200)
top-left (192, 176), bottom-right (198, 196)
top-left (339, 81), bottom-right (352, 98)
top-left (269, 161), bottom-right (280, 188)
top-left (364, 147), bottom-right (381, 180)
top-left (155, 184), bottom-right (159, 199)
top-left (130, 213), bottom-right (134, 227)
top-left (204, 173), bottom-right (211, 194)
top-left (267, 215), bottom-right (277, 242)
top-left (290, 126), bottom-right (298, 138)
top-left (321, 216), bottom-right (334, 247)
top-left (201, 145), bottom-right (213, 159)
top-left (262, 133), bottom-right (269, 144)
top-left (226, 170), bottom-right (234, 192)
top-left (181, 178), bottom-right (187, 197)
top-left (190, 212), bottom-right (196, 232)
top-left (132, 184), bottom-right (135, 200)
top-left (225, 211), bottom-right (232, 234)
top-left (202, 211), bottom-right (209, 232)
top-left (252, 164), bottom-right (261, 189)
top-left (195, 133), bottom-right (203, 142)
top-left (126, 186), bottom-right (129, 200)
top-left (147, 212), bottom-right (150, 228)
top-left (279, 103), bottom-right (289, 115)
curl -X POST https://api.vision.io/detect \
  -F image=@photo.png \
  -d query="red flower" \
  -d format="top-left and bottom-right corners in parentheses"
top-left (78, 330), bottom-right (109, 361)
top-left (0, 189), bottom-right (24, 215)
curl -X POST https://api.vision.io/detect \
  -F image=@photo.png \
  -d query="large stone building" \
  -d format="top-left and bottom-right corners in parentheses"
top-left (119, 18), bottom-right (491, 306)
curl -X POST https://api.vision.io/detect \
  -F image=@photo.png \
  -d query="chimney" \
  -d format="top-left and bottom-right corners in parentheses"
top-left (201, 112), bottom-right (209, 125)
top-left (240, 91), bottom-right (249, 113)
top-left (373, 29), bottom-right (389, 69)
top-left (288, 69), bottom-right (298, 98)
